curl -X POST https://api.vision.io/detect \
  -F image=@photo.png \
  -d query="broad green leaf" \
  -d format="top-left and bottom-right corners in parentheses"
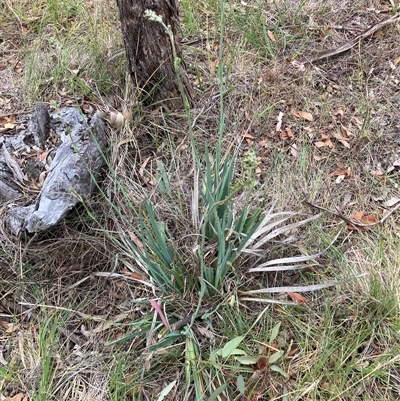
top-left (270, 364), bottom-right (289, 379)
top-left (270, 321), bottom-right (281, 342)
top-left (237, 375), bottom-right (246, 395)
top-left (156, 380), bottom-right (177, 401)
top-left (235, 355), bottom-right (259, 365)
top-left (228, 349), bottom-right (247, 356)
top-left (269, 350), bottom-right (284, 364)
top-left (221, 335), bottom-right (245, 358)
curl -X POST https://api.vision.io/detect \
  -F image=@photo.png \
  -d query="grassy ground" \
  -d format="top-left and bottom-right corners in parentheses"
top-left (1, 0), bottom-right (400, 400)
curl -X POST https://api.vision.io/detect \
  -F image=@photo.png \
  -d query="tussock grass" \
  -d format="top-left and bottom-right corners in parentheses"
top-left (1, 0), bottom-right (400, 400)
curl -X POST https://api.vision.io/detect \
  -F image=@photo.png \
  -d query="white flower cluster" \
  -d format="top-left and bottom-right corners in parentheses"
top-left (144, 9), bottom-right (163, 24)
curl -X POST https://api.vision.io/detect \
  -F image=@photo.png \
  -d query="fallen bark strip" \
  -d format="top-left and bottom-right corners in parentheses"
top-left (310, 13), bottom-right (400, 63)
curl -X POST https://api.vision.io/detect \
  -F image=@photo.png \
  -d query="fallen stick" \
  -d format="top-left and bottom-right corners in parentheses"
top-left (310, 13), bottom-right (400, 63)
top-left (303, 198), bottom-right (400, 229)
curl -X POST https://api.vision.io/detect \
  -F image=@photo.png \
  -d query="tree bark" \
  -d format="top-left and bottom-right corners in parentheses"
top-left (117, 0), bottom-right (192, 109)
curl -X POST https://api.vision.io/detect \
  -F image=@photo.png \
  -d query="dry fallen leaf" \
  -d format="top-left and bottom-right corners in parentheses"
top-left (314, 132), bottom-right (334, 149)
top-left (387, 159), bottom-right (400, 173)
top-left (267, 30), bottom-right (276, 42)
top-left (241, 132), bottom-right (255, 139)
top-left (331, 132), bottom-right (350, 148)
top-left (4, 394), bottom-right (28, 401)
top-left (288, 292), bottom-right (307, 305)
top-left (315, 139), bottom-right (333, 149)
top-left (0, 321), bottom-right (19, 334)
top-left (291, 109), bottom-right (314, 122)
top-left (333, 107), bottom-right (345, 119)
top-left (39, 150), bottom-right (50, 162)
top-left (351, 116), bottom-right (363, 128)
top-left (314, 141), bottom-right (328, 148)
top-left (285, 127), bottom-right (294, 139)
top-left (290, 143), bottom-right (298, 158)
top-left (331, 167), bottom-right (351, 178)
top-left (347, 211), bottom-right (378, 230)
top-left (358, 214), bottom-right (377, 224)
top-left (340, 124), bottom-right (354, 137)
top-left (121, 269), bottom-right (146, 281)
top-left (313, 154), bottom-right (328, 161)
top-left (279, 126), bottom-right (294, 140)
top-left (0, 115), bottom-right (17, 132)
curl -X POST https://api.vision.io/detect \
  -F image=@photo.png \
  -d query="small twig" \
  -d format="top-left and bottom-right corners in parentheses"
top-left (171, 307), bottom-right (209, 331)
top-left (308, 25), bottom-right (363, 32)
top-left (303, 199), bottom-right (400, 228)
top-left (58, 327), bottom-right (86, 347)
top-left (309, 13), bottom-right (400, 63)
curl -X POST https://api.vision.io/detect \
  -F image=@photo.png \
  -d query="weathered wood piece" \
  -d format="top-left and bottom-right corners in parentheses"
top-left (0, 168), bottom-right (21, 200)
top-left (28, 102), bottom-right (51, 149)
top-left (3, 105), bottom-right (107, 234)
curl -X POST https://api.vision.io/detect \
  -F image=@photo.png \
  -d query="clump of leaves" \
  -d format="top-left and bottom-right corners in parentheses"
top-left (198, 148), bottom-right (263, 294)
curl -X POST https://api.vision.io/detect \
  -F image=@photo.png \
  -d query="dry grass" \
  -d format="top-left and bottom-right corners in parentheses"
top-left (1, 0), bottom-right (400, 400)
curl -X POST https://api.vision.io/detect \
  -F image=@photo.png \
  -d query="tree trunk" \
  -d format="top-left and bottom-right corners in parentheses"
top-left (117, 0), bottom-right (192, 109)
